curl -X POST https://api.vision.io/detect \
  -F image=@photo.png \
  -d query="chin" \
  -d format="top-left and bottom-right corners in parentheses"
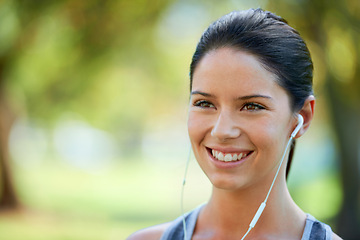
top-left (208, 174), bottom-right (250, 191)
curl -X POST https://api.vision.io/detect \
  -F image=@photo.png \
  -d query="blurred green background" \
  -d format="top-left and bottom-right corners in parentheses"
top-left (0, 0), bottom-right (359, 239)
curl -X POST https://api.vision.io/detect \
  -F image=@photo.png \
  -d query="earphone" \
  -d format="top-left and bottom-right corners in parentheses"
top-left (291, 114), bottom-right (304, 138)
top-left (181, 114), bottom-right (304, 240)
top-left (181, 146), bottom-right (192, 240)
top-left (240, 114), bottom-right (304, 239)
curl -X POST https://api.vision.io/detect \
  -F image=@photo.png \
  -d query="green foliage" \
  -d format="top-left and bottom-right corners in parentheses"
top-left (2, 0), bottom-right (176, 127)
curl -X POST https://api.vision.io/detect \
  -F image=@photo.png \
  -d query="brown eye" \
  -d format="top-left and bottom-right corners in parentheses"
top-left (242, 103), bottom-right (265, 111)
top-left (194, 100), bottom-right (215, 108)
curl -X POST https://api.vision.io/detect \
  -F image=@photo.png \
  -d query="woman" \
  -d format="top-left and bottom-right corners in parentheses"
top-left (128, 8), bottom-right (342, 240)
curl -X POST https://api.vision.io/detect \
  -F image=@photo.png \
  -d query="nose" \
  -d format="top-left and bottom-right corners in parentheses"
top-left (211, 111), bottom-right (241, 141)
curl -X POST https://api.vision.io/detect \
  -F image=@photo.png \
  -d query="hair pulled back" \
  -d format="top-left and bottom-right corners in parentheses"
top-left (189, 8), bottom-right (314, 178)
top-left (190, 8), bottom-right (313, 112)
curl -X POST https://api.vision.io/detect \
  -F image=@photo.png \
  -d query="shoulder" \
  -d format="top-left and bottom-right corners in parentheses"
top-left (126, 222), bottom-right (172, 240)
top-left (304, 214), bottom-right (342, 240)
top-left (332, 232), bottom-right (343, 240)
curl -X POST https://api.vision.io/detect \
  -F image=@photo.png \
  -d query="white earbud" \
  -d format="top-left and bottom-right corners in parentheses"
top-left (291, 114), bottom-right (304, 138)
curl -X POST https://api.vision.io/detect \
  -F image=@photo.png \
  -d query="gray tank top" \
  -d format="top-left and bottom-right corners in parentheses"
top-left (160, 205), bottom-right (333, 240)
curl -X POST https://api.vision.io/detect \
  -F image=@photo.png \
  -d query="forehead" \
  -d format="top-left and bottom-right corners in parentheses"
top-left (192, 47), bottom-right (284, 96)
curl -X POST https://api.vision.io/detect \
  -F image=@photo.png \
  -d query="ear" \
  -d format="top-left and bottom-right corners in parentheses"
top-left (294, 95), bottom-right (315, 138)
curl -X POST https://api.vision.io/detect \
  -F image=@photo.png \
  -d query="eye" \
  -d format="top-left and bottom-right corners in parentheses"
top-left (193, 100), bottom-right (215, 108)
top-left (241, 102), bottom-right (265, 111)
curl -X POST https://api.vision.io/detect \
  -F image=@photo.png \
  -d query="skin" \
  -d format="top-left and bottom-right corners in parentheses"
top-left (187, 47), bottom-right (308, 239)
top-left (127, 47), bottom-right (342, 239)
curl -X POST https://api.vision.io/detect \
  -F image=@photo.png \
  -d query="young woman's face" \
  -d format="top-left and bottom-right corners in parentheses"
top-left (188, 47), bottom-right (298, 191)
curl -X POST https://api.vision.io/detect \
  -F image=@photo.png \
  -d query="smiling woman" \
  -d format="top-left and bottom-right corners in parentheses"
top-left (127, 8), bottom-right (342, 240)
top-left (188, 48), bottom-right (295, 193)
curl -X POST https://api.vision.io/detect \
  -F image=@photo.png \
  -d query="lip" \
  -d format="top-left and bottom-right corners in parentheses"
top-left (206, 147), bottom-right (253, 169)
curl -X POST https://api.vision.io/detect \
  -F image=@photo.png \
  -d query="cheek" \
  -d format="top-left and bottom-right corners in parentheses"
top-left (248, 118), bottom-right (287, 151)
top-left (187, 112), bottom-right (204, 145)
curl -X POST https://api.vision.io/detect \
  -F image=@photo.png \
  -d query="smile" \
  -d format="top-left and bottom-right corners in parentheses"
top-left (210, 149), bottom-right (252, 162)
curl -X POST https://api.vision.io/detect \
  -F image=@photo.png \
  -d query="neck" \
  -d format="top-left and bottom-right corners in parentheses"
top-left (197, 176), bottom-right (305, 239)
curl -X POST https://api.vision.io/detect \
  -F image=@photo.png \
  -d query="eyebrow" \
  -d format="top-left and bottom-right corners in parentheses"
top-left (238, 94), bottom-right (273, 101)
top-left (191, 91), bottom-right (214, 97)
top-left (191, 91), bottom-right (273, 101)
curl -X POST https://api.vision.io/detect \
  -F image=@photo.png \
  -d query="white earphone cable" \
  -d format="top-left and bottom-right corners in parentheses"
top-left (264, 136), bottom-right (293, 203)
top-left (240, 115), bottom-right (302, 239)
top-left (240, 135), bottom-right (294, 240)
top-left (181, 146), bottom-right (192, 240)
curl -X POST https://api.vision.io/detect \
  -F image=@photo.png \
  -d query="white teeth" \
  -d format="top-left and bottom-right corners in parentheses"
top-left (224, 154), bottom-right (232, 162)
top-left (211, 149), bottom-right (249, 162)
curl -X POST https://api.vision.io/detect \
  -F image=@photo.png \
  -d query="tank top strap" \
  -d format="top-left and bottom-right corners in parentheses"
top-left (301, 214), bottom-right (333, 240)
top-left (160, 204), bottom-right (204, 240)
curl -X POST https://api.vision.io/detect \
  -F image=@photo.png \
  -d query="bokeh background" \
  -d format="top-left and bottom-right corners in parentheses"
top-left (0, 0), bottom-right (359, 239)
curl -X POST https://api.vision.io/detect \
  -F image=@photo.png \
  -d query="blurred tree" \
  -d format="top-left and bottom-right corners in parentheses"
top-left (267, 0), bottom-right (360, 238)
top-left (0, 0), bottom-right (174, 210)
